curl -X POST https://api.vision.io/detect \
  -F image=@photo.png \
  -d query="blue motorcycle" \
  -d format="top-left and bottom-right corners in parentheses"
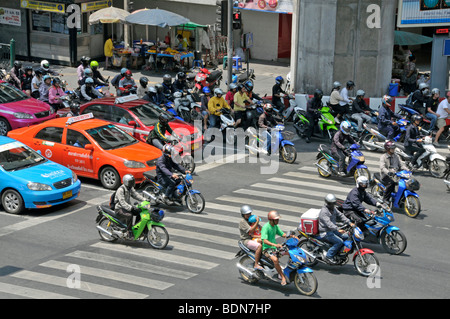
top-left (236, 236), bottom-right (318, 296)
top-left (370, 170), bottom-right (421, 218)
top-left (360, 119), bottom-right (409, 152)
top-left (245, 124), bottom-right (297, 163)
top-left (398, 104), bottom-right (432, 130)
top-left (363, 207), bottom-right (407, 255)
top-left (316, 143), bottom-right (370, 181)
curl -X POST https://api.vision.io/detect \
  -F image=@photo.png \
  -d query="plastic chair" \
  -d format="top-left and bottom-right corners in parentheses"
top-left (232, 56), bottom-right (242, 71)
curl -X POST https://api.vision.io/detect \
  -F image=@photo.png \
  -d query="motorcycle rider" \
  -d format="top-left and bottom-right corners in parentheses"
top-left (80, 77), bottom-right (103, 102)
top-left (111, 68), bottom-right (128, 91)
top-left (38, 75), bottom-right (52, 103)
top-left (31, 68), bottom-right (43, 99)
top-left (342, 176), bottom-right (381, 231)
top-left (329, 81), bottom-right (345, 124)
top-left (21, 66), bottom-right (34, 96)
top-left (410, 82), bottom-right (430, 115)
top-left (114, 174), bottom-right (146, 238)
top-left (331, 121), bottom-right (357, 176)
top-left (48, 77), bottom-right (66, 111)
top-left (208, 88), bottom-right (232, 128)
top-left (350, 90), bottom-right (373, 132)
top-left (173, 72), bottom-right (189, 92)
top-left (260, 210), bottom-right (288, 286)
top-left (238, 205), bottom-right (263, 270)
top-left (40, 60), bottom-right (60, 76)
top-left (305, 89), bottom-right (324, 143)
top-left (272, 76), bottom-right (287, 112)
top-left (233, 84), bottom-right (251, 128)
top-left (404, 114), bottom-right (426, 169)
top-left (147, 113), bottom-right (178, 150)
top-left (156, 144), bottom-right (190, 205)
top-left (378, 95), bottom-right (402, 140)
top-left (318, 194), bottom-right (354, 264)
top-left (66, 102), bottom-right (80, 117)
top-left (77, 56), bottom-right (90, 82)
top-left (425, 88), bottom-right (440, 132)
top-left (90, 60), bottom-right (108, 86)
top-left (118, 70), bottom-right (137, 96)
top-left (338, 80), bottom-right (355, 118)
top-left (225, 83), bottom-right (237, 109)
top-left (380, 141), bottom-right (409, 203)
top-left (258, 104), bottom-right (282, 154)
top-left (137, 77), bottom-right (149, 99)
top-left (162, 74), bottom-right (175, 97)
top-left (9, 60), bottom-right (24, 89)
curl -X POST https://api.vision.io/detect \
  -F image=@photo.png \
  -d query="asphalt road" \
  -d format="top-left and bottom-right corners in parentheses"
top-left (0, 134), bottom-right (449, 303)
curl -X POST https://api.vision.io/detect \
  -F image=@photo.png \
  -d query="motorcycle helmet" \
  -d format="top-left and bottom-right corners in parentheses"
top-left (122, 174), bottom-right (136, 189)
top-left (431, 88), bottom-right (440, 96)
top-left (214, 88), bottom-right (223, 96)
top-left (24, 66), bottom-right (33, 73)
top-left (384, 140), bottom-right (396, 152)
top-left (148, 86), bottom-right (157, 94)
top-left (151, 209), bottom-right (165, 222)
top-left (267, 210), bottom-right (280, 221)
top-left (41, 60), bottom-right (50, 71)
top-left (356, 176), bottom-right (369, 189)
top-left (332, 81), bottom-right (341, 89)
top-left (418, 82), bottom-right (429, 91)
top-left (80, 56), bottom-right (90, 64)
top-left (202, 87), bottom-right (211, 94)
top-left (275, 76), bottom-right (284, 85)
top-left (159, 113), bottom-right (170, 124)
top-left (382, 95), bottom-right (393, 108)
top-left (324, 193), bottom-right (337, 207)
top-left (125, 70), bottom-right (132, 77)
top-left (177, 72), bottom-right (186, 81)
top-left (340, 121), bottom-right (351, 135)
top-left (121, 68), bottom-right (128, 75)
top-left (243, 80), bottom-right (253, 92)
top-left (411, 114), bottom-right (422, 124)
top-left (139, 77), bottom-right (149, 87)
top-left (84, 68), bottom-right (93, 77)
top-left (229, 83), bottom-right (237, 91)
top-left (163, 74), bottom-right (172, 85)
top-left (52, 77), bottom-right (61, 86)
top-left (13, 61), bottom-right (22, 69)
top-left (314, 89), bottom-right (323, 100)
top-left (240, 205), bottom-right (253, 217)
top-left (248, 215), bottom-right (261, 224)
top-left (90, 60), bottom-right (99, 70)
top-left (70, 101), bottom-right (80, 114)
top-left (34, 68), bottom-right (43, 76)
top-left (85, 77), bottom-right (94, 85)
top-left (356, 90), bottom-right (365, 97)
top-left (155, 83), bottom-right (163, 93)
top-left (162, 143), bottom-right (175, 156)
top-left (263, 103), bottom-right (273, 115)
top-left (346, 80), bottom-right (355, 88)
top-left (43, 75), bottom-right (51, 82)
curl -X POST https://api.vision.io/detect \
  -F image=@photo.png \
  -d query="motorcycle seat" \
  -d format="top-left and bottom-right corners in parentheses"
top-left (318, 144), bottom-right (332, 156)
top-left (143, 171), bottom-right (158, 182)
top-left (207, 70), bottom-right (222, 82)
top-left (373, 172), bottom-right (381, 181)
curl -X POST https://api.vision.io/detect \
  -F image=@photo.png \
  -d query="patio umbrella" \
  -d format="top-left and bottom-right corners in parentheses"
top-left (88, 6), bottom-right (130, 24)
top-left (394, 30), bottom-right (433, 46)
top-left (125, 8), bottom-right (190, 27)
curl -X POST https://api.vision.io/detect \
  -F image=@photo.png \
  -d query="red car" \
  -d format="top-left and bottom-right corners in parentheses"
top-left (79, 96), bottom-right (203, 151)
top-left (0, 81), bottom-right (56, 136)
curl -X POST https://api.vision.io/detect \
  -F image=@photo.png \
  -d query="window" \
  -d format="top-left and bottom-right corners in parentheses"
top-left (82, 104), bottom-right (112, 121)
top-left (86, 125), bottom-right (137, 150)
top-left (31, 11), bottom-right (83, 34)
top-left (35, 127), bottom-right (64, 143)
top-left (66, 130), bottom-right (90, 148)
top-left (111, 106), bottom-right (133, 125)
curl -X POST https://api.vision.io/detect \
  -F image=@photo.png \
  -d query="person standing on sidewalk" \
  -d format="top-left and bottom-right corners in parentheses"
top-left (104, 35), bottom-right (115, 70)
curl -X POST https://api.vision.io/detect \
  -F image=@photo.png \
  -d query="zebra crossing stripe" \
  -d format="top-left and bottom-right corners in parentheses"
top-left (250, 182), bottom-right (349, 197)
top-left (0, 282), bottom-right (79, 299)
top-left (267, 177), bottom-right (353, 194)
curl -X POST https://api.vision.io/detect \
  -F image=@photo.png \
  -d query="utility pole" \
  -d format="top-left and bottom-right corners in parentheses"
top-left (227, 0), bottom-right (233, 89)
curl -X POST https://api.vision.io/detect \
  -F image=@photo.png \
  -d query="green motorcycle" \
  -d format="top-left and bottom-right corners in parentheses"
top-left (95, 194), bottom-right (169, 249)
top-left (293, 105), bottom-right (338, 141)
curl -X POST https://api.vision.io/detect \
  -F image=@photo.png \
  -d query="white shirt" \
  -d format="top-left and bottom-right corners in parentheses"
top-left (436, 99), bottom-right (450, 119)
top-left (339, 87), bottom-right (352, 106)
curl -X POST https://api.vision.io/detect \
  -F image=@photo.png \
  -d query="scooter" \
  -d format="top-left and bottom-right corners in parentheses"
top-left (245, 124), bottom-right (297, 164)
top-left (398, 104), bottom-right (432, 130)
top-left (235, 235), bottom-right (318, 296)
top-left (315, 143), bottom-right (370, 181)
top-left (95, 193), bottom-right (169, 249)
top-left (370, 170), bottom-right (421, 218)
top-left (297, 224), bottom-right (380, 277)
top-left (293, 105), bottom-right (339, 141)
top-left (194, 68), bottom-right (223, 92)
top-left (147, 136), bottom-right (195, 173)
top-left (360, 119), bottom-right (410, 152)
top-left (394, 136), bottom-right (448, 178)
top-left (139, 172), bottom-right (205, 214)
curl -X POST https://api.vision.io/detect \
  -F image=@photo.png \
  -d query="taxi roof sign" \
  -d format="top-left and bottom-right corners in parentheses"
top-left (115, 94), bottom-right (140, 104)
top-left (66, 113), bottom-right (94, 125)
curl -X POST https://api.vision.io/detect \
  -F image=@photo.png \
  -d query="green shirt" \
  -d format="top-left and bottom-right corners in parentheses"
top-left (261, 222), bottom-right (284, 251)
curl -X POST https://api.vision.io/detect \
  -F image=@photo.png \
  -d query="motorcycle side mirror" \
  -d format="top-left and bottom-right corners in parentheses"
top-left (128, 120), bottom-right (137, 127)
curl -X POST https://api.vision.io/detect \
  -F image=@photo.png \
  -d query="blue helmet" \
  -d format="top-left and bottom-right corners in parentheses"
top-left (340, 121), bottom-right (351, 135)
top-left (121, 68), bottom-right (128, 75)
top-left (275, 76), bottom-right (284, 84)
top-left (202, 87), bottom-right (211, 94)
top-left (248, 215), bottom-right (261, 224)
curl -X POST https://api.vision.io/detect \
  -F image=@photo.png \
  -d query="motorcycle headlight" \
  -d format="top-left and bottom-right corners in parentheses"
top-left (28, 182), bottom-right (52, 191)
top-left (124, 160), bottom-right (146, 168)
top-left (406, 178), bottom-right (420, 191)
top-left (14, 112), bottom-right (33, 119)
top-left (354, 227), bottom-right (364, 240)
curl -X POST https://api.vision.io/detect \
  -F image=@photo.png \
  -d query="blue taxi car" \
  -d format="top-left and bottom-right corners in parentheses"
top-left (0, 136), bottom-right (81, 214)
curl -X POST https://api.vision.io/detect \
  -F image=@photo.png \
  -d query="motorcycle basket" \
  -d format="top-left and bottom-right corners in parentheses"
top-left (281, 130), bottom-right (295, 141)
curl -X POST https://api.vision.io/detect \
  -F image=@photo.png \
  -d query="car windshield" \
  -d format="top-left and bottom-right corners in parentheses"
top-left (129, 103), bottom-right (174, 126)
top-left (86, 124), bottom-right (138, 150)
top-left (0, 141), bottom-right (46, 171)
top-left (0, 83), bottom-right (29, 104)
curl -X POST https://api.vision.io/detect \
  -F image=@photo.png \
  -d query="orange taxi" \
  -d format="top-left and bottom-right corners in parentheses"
top-left (7, 113), bottom-right (162, 189)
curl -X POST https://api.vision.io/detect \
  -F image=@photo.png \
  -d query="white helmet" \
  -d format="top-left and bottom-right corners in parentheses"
top-left (340, 121), bottom-right (351, 135)
top-left (356, 176), bottom-right (369, 189)
top-left (41, 60), bottom-right (50, 70)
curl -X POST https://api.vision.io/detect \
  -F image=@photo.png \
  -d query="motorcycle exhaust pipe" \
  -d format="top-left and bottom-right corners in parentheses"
top-left (362, 140), bottom-right (382, 150)
top-left (315, 163), bottom-right (332, 175)
top-left (96, 225), bottom-right (114, 237)
top-left (236, 263), bottom-right (257, 279)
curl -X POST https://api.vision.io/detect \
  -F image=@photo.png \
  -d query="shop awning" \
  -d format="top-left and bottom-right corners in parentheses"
top-left (394, 30), bottom-right (433, 46)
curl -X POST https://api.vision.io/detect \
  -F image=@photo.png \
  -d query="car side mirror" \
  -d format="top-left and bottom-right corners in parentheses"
top-left (85, 144), bottom-right (94, 151)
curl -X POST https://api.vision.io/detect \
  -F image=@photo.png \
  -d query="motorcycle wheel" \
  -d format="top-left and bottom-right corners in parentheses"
top-left (147, 225), bottom-right (169, 249)
top-left (403, 195), bottom-right (421, 218)
top-left (353, 252), bottom-right (379, 277)
top-left (185, 192), bottom-right (205, 214)
top-left (98, 217), bottom-right (118, 242)
top-left (380, 230), bottom-right (407, 255)
top-left (429, 159), bottom-right (447, 178)
top-left (181, 155), bottom-right (196, 173)
top-left (370, 184), bottom-right (384, 201)
top-left (297, 238), bottom-right (318, 267)
top-left (361, 133), bottom-right (379, 152)
top-left (354, 168), bottom-right (371, 183)
top-left (281, 145), bottom-right (297, 164)
top-left (294, 272), bottom-right (318, 296)
top-left (317, 158), bottom-right (332, 178)
top-left (238, 256), bottom-right (259, 284)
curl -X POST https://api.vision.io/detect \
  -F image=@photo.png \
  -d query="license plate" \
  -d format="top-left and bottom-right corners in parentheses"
top-left (63, 190), bottom-right (72, 199)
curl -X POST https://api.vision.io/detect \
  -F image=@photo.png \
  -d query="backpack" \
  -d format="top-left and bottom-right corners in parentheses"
top-left (405, 90), bottom-right (419, 108)
top-left (109, 190), bottom-right (117, 210)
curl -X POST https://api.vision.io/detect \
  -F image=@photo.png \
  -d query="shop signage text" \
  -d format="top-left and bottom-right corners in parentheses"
top-left (0, 7), bottom-right (21, 26)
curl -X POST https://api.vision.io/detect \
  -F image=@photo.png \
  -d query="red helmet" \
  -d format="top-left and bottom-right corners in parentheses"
top-left (125, 70), bottom-right (132, 76)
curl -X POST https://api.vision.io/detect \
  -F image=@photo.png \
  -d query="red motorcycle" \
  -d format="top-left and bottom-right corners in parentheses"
top-left (194, 68), bottom-right (223, 92)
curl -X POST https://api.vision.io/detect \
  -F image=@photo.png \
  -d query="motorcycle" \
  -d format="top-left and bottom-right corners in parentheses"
top-left (315, 143), bottom-right (370, 181)
top-left (245, 124), bottom-right (297, 164)
top-left (297, 224), bottom-right (380, 277)
top-left (394, 136), bottom-right (448, 178)
top-left (235, 235), bottom-right (318, 296)
top-left (95, 193), bottom-right (169, 249)
top-left (370, 170), bottom-right (421, 218)
top-left (244, 99), bottom-right (264, 129)
top-left (336, 200), bottom-right (407, 255)
top-left (444, 153), bottom-right (450, 190)
top-left (139, 172), bottom-right (205, 214)
top-left (147, 137), bottom-right (195, 173)
top-left (293, 105), bottom-right (339, 141)
top-left (398, 104), bottom-right (432, 130)
top-left (360, 119), bottom-right (410, 152)
top-left (194, 68), bottom-right (223, 92)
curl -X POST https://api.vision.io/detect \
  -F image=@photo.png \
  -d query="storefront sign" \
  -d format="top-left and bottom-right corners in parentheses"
top-left (20, 0), bottom-right (65, 13)
top-left (237, 0), bottom-right (293, 14)
top-left (81, 0), bottom-right (112, 13)
top-left (398, 0), bottom-right (450, 27)
top-left (0, 7), bottom-right (21, 26)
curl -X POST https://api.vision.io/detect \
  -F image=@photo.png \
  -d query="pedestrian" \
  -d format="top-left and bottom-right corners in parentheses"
top-left (434, 91), bottom-right (450, 147)
top-left (104, 35), bottom-right (115, 70)
top-left (402, 55), bottom-right (418, 95)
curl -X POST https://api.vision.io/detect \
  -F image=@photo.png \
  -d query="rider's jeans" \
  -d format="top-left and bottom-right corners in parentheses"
top-left (425, 113), bottom-right (437, 131)
top-left (351, 113), bottom-right (372, 131)
top-left (323, 230), bottom-right (349, 258)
